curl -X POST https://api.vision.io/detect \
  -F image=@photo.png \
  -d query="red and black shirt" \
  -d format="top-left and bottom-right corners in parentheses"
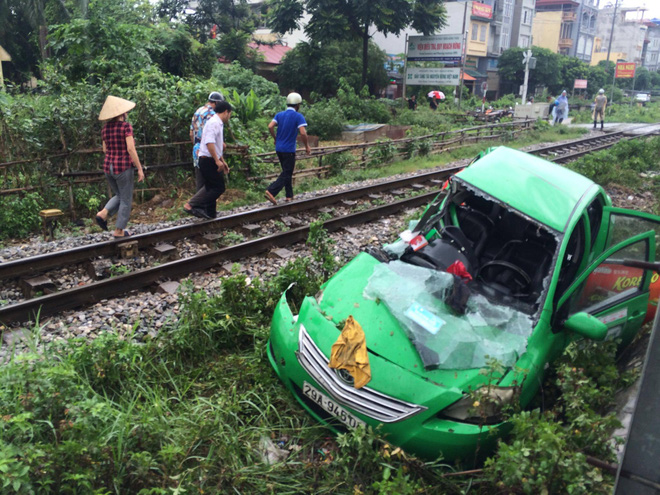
top-left (102, 121), bottom-right (134, 174)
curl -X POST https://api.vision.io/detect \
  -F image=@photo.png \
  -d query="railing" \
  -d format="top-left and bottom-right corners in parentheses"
top-left (559, 38), bottom-right (574, 48)
top-left (562, 11), bottom-right (577, 22)
top-left (0, 119), bottom-right (534, 215)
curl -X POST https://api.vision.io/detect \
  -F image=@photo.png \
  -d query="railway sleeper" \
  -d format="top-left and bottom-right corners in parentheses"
top-left (149, 243), bottom-right (178, 261)
top-left (20, 275), bottom-right (57, 299)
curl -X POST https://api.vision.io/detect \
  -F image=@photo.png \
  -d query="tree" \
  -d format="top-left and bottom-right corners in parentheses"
top-left (634, 66), bottom-right (651, 91)
top-left (46, 0), bottom-right (155, 83)
top-left (497, 46), bottom-right (560, 95)
top-left (268, 0), bottom-right (447, 89)
top-left (276, 40), bottom-right (388, 97)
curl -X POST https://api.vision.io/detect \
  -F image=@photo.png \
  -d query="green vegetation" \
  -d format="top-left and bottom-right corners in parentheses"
top-left (566, 136), bottom-right (660, 213)
top-left (1, 224), bottom-right (638, 493)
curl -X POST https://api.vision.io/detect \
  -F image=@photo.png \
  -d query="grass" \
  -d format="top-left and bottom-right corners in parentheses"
top-left (2, 207), bottom-right (644, 492)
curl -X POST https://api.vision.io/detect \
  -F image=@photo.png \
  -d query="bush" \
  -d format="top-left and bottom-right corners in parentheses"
top-left (0, 192), bottom-right (44, 239)
top-left (305, 99), bottom-right (346, 140)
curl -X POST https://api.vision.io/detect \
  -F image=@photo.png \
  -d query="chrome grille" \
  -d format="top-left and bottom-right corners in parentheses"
top-left (297, 324), bottom-right (426, 423)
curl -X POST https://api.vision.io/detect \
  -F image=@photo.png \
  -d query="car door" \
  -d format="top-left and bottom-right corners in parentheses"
top-left (556, 230), bottom-right (655, 346)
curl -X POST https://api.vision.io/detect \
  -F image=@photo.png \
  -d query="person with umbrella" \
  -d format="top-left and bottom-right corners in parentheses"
top-left (427, 90), bottom-right (445, 111)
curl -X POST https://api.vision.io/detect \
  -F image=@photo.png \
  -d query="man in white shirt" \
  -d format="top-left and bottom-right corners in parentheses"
top-left (184, 101), bottom-right (232, 219)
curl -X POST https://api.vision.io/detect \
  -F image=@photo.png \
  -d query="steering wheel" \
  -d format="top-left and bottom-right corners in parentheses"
top-left (478, 260), bottom-right (531, 296)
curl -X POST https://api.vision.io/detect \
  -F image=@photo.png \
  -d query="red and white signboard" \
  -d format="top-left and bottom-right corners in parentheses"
top-left (574, 79), bottom-right (588, 89)
top-left (615, 62), bottom-right (636, 79)
top-left (472, 2), bottom-right (493, 19)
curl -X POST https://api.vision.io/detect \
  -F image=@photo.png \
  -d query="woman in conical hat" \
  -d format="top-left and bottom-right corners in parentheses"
top-left (95, 95), bottom-right (144, 238)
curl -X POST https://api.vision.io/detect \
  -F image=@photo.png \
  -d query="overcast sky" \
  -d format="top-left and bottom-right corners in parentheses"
top-left (611, 0), bottom-right (660, 19)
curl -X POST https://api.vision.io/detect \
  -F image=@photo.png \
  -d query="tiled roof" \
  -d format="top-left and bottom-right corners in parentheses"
top-left (248, 43), bottom-right (292, 65)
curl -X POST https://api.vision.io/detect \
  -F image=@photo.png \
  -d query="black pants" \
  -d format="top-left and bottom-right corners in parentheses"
top-left (189, 156), bottom-right (226, 218)
top-left (267, 151), bottom-right (296, 199)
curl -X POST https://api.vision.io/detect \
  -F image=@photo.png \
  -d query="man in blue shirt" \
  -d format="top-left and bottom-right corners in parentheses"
top-left (265, 92), bottom-right (311, 204)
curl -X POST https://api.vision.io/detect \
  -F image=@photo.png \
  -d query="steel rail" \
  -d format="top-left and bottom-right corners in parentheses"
top-left (0, 191), bottom-right (440, 325)
top-left (528, 131), bottom-right (624, 157)
top-left (0, 168), bottom-right (460, 282)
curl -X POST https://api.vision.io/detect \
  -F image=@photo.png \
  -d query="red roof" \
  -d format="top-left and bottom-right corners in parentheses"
top-left (248, 43), bottom-right (292, 65)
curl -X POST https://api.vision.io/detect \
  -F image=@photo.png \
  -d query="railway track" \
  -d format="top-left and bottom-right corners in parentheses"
top-left (2, 127), bottom-right (658, 327)
top-left (0, 170), bottom-right (456, 325)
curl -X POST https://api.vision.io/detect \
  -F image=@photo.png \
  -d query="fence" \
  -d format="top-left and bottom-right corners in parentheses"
top-left (0, 119), bottom-right (534, 216)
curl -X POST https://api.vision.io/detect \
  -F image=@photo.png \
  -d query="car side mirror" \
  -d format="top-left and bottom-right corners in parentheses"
top-left (563, 312), bottom-right (608, 341)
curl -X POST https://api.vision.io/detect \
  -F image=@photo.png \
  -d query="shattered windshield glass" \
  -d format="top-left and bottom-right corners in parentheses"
top-left (364, 261), bottom-right (533, 370)
top-left (369, 178), bottom-right (560, 370)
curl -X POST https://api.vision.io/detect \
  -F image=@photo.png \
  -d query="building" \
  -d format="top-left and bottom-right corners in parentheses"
top-left (0, 45), bottom-right (11, 88)
top-left (592, 6), bottom-right (649, 67)
top-left (643, 20), bottom-right (660, 71)
top-left (372, 0), bottom-right (535, 97)
top-left (532, 0), bottom-right (599, 62)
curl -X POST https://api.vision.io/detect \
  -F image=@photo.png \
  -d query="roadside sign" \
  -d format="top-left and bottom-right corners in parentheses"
top-left (522, 50), bottom-right (532, 65)
top-left (615, 62), bottom-right (636, 79)
top-left (481, 81), bottom-right (488, 94)
top-left (406, 67), bottom-right (461, 86)
top-left (574, 79), bottom-right (588, 89)
top-left (407, 34), bottom-right (463, 62)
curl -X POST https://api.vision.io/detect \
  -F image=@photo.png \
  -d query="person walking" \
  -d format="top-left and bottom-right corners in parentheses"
top-left (95, 96), bottom-right (145, 238)
top-left (190, 91), bottom-right (224, 191)
top-left (264, 92), bottom-right (311, 205)
top-left (593, 88), bottom-right (607, 131)
top-left (552, 90), bottom-right (569, 125)
top-left (184, 100), bottom-right (233, 219)
top-left (407, 94), bottom-right (417, 110)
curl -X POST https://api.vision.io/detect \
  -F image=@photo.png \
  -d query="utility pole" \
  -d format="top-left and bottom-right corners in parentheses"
top-left (458, 0), bottom-right (468, 110)
top-left (606, 0), bottom-right (619, 62)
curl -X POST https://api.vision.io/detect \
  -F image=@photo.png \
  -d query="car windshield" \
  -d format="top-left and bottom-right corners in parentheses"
top-left (372, 179), bottom-right (560, 370)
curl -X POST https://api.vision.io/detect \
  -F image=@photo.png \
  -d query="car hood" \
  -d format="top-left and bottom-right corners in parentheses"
top-left (308, 252), bottom-right (532, 388)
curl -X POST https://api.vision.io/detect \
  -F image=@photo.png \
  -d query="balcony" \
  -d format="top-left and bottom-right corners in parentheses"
top-left (562, 11), bottom-right (577, 22)
top-left (559, 38), bottom-right (574, 48)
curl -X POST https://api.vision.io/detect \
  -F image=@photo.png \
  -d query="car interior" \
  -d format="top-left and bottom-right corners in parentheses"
top-left (400, 181), bottom-right (559, 314)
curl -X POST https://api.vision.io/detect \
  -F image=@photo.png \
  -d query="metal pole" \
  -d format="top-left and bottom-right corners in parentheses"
top-left (458, 1), bottom-right (468, 111)
top-left (606, 0), bottom-right (619, 62)
top-left (610, 63), bottom-right (617, 112)
top-left (521, 51), bottom-right (530, 105)
top-left (402, 33), bottom-right (409, 106)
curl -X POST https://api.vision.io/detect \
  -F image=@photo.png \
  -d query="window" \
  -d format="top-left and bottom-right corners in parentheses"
top-left (480, 25), bottom-right (487, 42)
top-left (570, 239), bottom-right (648, 315)
top-left (500, 25), bottom-right (510, 52)
top-left (471, 23), bottom-right (478, 41)
top-left (520, 35), bottom-right (530, 48)
top-left (523, 9), bottom-right (530, 24)
top-left (577, 35), bottom-right (586, 56)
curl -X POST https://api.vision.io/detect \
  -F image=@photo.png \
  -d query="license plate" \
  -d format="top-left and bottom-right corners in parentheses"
top-left (303, 381), bottom-right (366, 429)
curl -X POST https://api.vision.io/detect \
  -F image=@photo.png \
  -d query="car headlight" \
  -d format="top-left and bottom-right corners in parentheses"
top-left (441, 387), bottom-right (517, 425)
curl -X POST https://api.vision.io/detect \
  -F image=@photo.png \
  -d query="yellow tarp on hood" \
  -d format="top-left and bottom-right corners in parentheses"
top-left (328, 316), bottom-right (371, 388)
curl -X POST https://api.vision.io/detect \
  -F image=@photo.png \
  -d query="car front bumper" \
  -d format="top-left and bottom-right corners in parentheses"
top-left (267, 292), bottom-right (505, 462)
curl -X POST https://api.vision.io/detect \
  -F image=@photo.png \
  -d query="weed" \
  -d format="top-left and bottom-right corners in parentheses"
top-left (109, 264), bottom-right (131, 277)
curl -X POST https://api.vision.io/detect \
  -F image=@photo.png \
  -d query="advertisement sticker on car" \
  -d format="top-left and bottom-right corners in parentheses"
top-left (303, 382), bottom-right (366, 429)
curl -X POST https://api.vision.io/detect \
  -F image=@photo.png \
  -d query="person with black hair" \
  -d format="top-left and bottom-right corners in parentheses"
top-left (184, 100), bottom-right (233, 219)
top-left (190, 91), bottom-right (224, 191)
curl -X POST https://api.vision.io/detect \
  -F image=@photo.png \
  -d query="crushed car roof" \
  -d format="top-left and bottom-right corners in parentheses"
top-left (457, 146), bottom-right (597, 232)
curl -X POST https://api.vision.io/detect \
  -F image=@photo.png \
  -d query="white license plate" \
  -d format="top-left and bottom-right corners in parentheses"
top-left (303, 381), bottom-right (366, 429)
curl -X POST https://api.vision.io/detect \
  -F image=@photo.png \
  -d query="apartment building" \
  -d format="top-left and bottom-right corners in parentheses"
top-left (592, 6), bottom-right (648, 66)
top-left (532, 0), bottom-right (599, 62)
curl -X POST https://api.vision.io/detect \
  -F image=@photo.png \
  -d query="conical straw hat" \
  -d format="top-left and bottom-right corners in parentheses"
top-left (98, 95), bottom-right (136, 121)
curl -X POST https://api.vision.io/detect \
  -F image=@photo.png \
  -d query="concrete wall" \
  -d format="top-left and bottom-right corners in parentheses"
top-left (532, 11), bottom-right (562, 53)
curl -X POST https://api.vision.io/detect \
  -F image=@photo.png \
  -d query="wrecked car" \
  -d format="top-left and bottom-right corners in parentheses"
top-left (267, 146), bottom-right (660, 462)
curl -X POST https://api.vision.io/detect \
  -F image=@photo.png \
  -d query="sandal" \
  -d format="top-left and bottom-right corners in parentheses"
top-left (95, 215), bottom-right (108, 231)
top-left (113, 230), bottom-right (131, 238)
top-left (264, 190), bottom-right (277, 205)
